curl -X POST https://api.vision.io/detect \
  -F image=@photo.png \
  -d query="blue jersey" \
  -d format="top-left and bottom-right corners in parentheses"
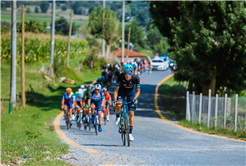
top-left (89, 90), bottom-right (105, 102)
top-left (62, 92), bottom-right (75, 103)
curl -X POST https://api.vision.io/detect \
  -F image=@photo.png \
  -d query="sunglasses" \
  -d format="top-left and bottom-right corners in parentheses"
top-left (124, 72), bottom-right (132, 76)
top-left (95, 89), bottom-right (100, 91)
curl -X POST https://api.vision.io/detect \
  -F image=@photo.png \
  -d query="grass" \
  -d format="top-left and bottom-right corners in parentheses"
top-left (159, 76), bottom-right (246, 141)
top-left (179, 120), bottom-right (246, 141)
top-left (159, 76), bottom-right (188, 121)
top-left (1, 60), bottom-right (100, 165)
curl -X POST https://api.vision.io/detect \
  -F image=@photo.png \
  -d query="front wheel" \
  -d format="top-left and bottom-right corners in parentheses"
top-left (124, 113), bottom-right (130, 147)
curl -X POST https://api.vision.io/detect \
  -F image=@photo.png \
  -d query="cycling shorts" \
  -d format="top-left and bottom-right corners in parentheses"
top-left (117, 89), bottom-right (136, 111)
top-left (64, 101), bottom-right (73, 110)
top-left (106, 102), bottom-right (110, 110)
top-left (91, 100), bottom-right (103, 111)
top-left (115, 71), bottom-right (120, 76)
top-left (76, 101), bottom-right (82, 108)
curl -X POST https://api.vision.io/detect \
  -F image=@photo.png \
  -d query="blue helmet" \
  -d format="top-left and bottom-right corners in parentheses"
top-left (97, 77), bottom-right (101, 81)
top-left (116, 62), bottom-right (119, 65)
top-left (123, 64), bottom-right (134, 71)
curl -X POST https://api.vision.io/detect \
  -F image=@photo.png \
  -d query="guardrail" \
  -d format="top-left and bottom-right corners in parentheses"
top-left (186, 90), bottom-right (246, 132)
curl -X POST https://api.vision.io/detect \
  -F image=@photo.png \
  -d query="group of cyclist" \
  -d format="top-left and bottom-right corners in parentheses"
top-left (61, 61), bottom-right (142, 141)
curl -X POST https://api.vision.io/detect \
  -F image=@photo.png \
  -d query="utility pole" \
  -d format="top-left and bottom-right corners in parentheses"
top-left (127, 27), bottom-right (131, 61)
top-left (102, 0), bottom-right (105, 58)
top-left (121, 0), bottom-right (125, 62)
top-left (21, 5), bottom-right (25, 108)
top-left (50, 0), bottom-right (55, 84)
top-left (66, 9), bottom-right (73, 67)
top-left (10, 0), bottom-right (17, 107)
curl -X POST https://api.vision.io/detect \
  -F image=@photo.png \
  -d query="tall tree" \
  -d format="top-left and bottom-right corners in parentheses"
top-left (40, 1), bottom-right (50, 13)
top-left (125, 20), bottom-right (146, 49)
top-left (88, 7), bottom-right (120, 59)
top-left (150, 1), bottom-right (246, 96)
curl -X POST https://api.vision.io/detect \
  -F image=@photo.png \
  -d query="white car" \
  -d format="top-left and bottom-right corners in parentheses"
top-left (151, 59), bottom-right (169, 71)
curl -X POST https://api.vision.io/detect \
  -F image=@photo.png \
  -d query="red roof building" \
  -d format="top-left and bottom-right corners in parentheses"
top-left (112, 48), bottom-right (147, 61)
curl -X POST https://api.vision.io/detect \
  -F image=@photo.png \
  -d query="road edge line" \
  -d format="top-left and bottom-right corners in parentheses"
top-left (155, 74), bottom-right (246, 143)
top-left (54, 81), bottom-right (100, 154)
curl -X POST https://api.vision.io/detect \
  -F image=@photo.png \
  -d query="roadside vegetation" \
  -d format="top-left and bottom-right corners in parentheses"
top-left (160, 76), bottom-right (246, 141)
top-left (159, 77), bottom-right (188, 121)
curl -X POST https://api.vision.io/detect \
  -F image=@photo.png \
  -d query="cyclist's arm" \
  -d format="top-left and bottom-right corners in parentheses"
top-left (113, 86), bottom-right (119, 101)
top-left (62, 100), bottom-right (64, 107)
top-left (134, 88), bottom-right (140, 100)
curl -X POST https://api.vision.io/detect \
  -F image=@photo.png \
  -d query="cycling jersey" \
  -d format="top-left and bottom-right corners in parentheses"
top-left (62, 92), bottom-right (75, 109)
top-left (105, 93), bottom-right (111, 102)
top-left (89, 91), bottom-right (105, 102)
top-left (89, 91), bottom-right (105, 111)
top-left (116, 73), bottom-right (140, 92)
top-left (62, 92), bottom-right (75, 103)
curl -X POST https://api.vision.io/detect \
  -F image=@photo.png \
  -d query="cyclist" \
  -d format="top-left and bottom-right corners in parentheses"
top-left (112, 64), bottom-right (140, 141)
top-left (75, 89), bottom-right (84, 124)
top-left (104, 90), bottom-right (111, 122)
top-left (61, 88), bottom-right (75, 126)
top-left (88, 84), bottom-right (105, 132)
top-left (82, 85), bottom-right (93, 123)
top-left (147, 56), bottom-right (152, 73)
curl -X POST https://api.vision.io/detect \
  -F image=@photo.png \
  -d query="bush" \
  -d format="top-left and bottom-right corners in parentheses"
top-left (26, 7), bottom-right (31, 13)
top-left (83, 48), bottom-right (107, 71)
top-left (35, 6), bottom-right (39, 13)
top-left (61, 4), bottom-right (67, 11)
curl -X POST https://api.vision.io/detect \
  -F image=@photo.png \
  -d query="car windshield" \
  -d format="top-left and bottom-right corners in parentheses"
top-left (152, 60), bottom-right (163, 62)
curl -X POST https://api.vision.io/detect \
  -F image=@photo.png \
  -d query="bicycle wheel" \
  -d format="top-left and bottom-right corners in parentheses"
top-left (89, 115), bottom-right (91, 131)
top-left (124, 113), bottom-right (130, 147)
top-left (66, 113), bottom-right (69, 130)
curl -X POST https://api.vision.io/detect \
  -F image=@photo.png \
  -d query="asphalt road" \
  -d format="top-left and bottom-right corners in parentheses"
top-left (56, 69), bottom-right (246, 166)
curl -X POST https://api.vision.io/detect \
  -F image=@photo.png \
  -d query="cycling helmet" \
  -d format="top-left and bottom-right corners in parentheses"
top-left (104, 91), bottom-right (109, 96)
top-left (66, 88), bottom-right (72, 93)
top-left (116, 62), bottom-right (119, 65)
top-left (102, 87), bottom-right (107, 91)
top-left (97, 77), bottom-right (101, 81)
top-left (123, 64), bottom-right (134, 71)
top-left (107, 64), bottom-right (110, 67)
top-left (95, 84), bottom-right (101, 90)
top-left (86, 85), bottom-right (92, 91)
top-left (80, 85), bottom-right (85, 89)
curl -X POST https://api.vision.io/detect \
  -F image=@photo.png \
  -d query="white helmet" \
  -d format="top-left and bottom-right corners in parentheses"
top-left (80, 85), bottom-right (85, 89)
top-left (95, 84), bottom-right (101, 90)
top-left (107, 64), bottom-right (110, 67)
top-left (102, 87), bottom-right (107, 91)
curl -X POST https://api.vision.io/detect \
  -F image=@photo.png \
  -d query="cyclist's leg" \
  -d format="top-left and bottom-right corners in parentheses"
top-left (63, 103), bottom-right (68, 115)
top-left (116, 91), bottom-right (125, 114)
top-left (127, 90), bottom-right (136, 134)
top-left (91, 102), bottom-right (96, 122)
top-left (96, 101), bottom-right (102, 125)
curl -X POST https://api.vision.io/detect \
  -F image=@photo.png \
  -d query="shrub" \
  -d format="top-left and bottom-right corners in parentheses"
top-left (61, 4), bottom-right (67, 11)
top-left (26, 7), bottom-right (31, 13)
top-left (35, 6), bottom-right (39, 13)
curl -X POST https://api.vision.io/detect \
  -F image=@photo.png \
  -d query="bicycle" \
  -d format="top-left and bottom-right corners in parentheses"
top-left (114, 101), bottom-right (133, 147)
top-left (102, 107), bottom-right (108, 125)
top-left (83, 107), bottom-right (91, 131)
top-left (63, 108), bottom-right (71, 130)
top-left (76, 106), bottom-right (83, 130)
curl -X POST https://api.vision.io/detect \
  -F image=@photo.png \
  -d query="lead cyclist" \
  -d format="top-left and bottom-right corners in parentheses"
top-left (112, 64), bottom-right (140, 141)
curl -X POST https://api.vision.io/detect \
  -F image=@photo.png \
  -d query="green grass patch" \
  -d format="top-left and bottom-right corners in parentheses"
top-left (179, 120), bottom-right (246, 141)
top-left (159, 76), bottom-right (188, 120)
top-left (1, 60), bottom-right (100, 165)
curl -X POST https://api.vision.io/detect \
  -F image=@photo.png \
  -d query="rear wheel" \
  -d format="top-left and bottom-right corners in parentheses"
top-left (66, 113), bottom-right (69, 130)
